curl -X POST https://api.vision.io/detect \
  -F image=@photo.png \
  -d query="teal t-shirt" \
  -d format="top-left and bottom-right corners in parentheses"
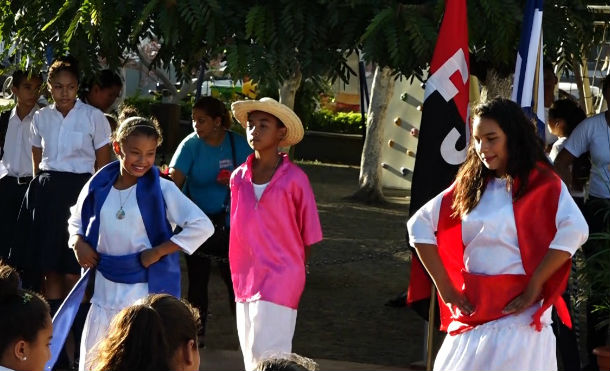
top-left (170, 131), bottom-right (252, 219)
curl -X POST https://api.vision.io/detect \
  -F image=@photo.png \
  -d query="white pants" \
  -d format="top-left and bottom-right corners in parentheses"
top-left (236, 300), bottom-right (297, 371)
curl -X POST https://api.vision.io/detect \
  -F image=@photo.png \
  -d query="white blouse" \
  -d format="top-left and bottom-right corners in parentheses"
top-left (0, 105), bottom-right (39, 178)
top-left (30, 99), bottom-right (111, 174)
top-left (564, 113), bottom-right (610, 199)
top-left (68, 177), bottom-right (214, 309)
top-left (407, 177), bottom-right (588, 275)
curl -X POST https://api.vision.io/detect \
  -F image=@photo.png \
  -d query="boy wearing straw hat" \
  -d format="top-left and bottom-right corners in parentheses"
top-left (230, 98), bottom-right (323, 371)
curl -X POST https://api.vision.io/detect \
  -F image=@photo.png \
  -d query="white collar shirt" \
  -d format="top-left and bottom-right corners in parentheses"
top-left (0, 105), bottom-right (39, 178)
top-left (31, 99), bottom-right (111, 174)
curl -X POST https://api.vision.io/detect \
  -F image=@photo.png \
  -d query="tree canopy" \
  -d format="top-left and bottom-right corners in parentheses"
top-left (0, 0), bottom-right (601, 90)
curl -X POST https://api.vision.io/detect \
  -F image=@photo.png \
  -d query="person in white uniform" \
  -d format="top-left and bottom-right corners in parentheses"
top-left (67, 116), bottom-right (214, 371)
top-left (0, 70), bottom-right (42, 261)
top-left (407, 98), bottom-right (588, 371)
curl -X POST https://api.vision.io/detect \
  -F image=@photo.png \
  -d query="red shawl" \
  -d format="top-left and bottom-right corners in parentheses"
top-left (407, 163), bottom-right (572, 334)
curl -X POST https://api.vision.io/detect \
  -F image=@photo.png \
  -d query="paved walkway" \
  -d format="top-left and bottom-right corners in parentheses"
top-left (199, 349), bottom-right (419, 371)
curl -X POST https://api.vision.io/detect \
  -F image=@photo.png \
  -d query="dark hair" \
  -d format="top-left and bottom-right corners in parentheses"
top-left (543, 60), bottom-right (555, 75)
top-left (0, 262), bottom-right (50, 357)
top-left (11, 70), bottom-right (43, 88)
top-left (105, 113), bottom-right (118, 132)
top-left (112, 116), bottom-right (163, 146)
top-left (92, 304), bottom-right (170, 371)
top-left (48, 55), bottom-right (80, 83)
top-left (247, 110), bottom-right (286, 128)
top-left (117, 105), bottom-right (142, 123)
top-left (88, 70), bottom-right (122, 90)
top-left (548, 99), bottom-right (586, 137)
top-left (548, 99), bottom-right (591, 191)
top-left (193, 96), bottom-right (233, 129)
top-left (452, 98), bottom-right (549, 217)
top-left (603, 75), bottom-right (610, 99)
top-left (256, 354), bottom-right (318, 371)
top-left (140, 294), bottom-right (200, 358)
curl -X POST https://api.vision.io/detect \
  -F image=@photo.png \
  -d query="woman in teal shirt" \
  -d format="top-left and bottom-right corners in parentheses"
top-left (169, 96), bottom-right (251, 345)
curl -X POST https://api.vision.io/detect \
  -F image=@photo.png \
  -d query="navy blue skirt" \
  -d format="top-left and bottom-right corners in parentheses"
top-left (10, 171), bottom-right (90, 282)
top-left (0, 175), bottom-right (32, 260)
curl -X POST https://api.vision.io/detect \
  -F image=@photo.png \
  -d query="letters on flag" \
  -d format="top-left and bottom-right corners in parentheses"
top-left (406, 0), bottom-right (470, 320)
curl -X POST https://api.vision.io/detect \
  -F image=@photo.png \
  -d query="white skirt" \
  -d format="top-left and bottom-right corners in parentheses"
top-left (78, 271), bottom-right (149, 371)
top-left (434, 306), bottom-right (557, 371)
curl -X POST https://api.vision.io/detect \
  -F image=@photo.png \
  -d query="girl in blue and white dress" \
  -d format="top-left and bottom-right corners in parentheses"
top-left (67, 116), bottom-right (213, 371)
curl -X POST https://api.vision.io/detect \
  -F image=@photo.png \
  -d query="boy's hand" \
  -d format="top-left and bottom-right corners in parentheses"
top-left (73, 236), bottom-right (99, 269)
top-left (140, 248), bottom-right (161, 268)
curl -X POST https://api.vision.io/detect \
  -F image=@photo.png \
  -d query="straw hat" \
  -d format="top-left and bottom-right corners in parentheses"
top-left (231, 97), bottom-right (304, 147)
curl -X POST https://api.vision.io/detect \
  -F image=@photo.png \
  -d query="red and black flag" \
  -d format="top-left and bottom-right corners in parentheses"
top-left (406, 0), bottom-right (470, 320)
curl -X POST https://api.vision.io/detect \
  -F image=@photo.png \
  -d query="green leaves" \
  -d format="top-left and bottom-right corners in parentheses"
top-left (361, 3), bottom-right (436, 80)
top-left (0, 0), bottom-right (598, 94)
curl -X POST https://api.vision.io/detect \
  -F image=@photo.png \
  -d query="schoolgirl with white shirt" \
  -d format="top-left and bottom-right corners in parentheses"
top-left (0, 70), bottom-right (42, 260)
top-left (407, 98), bottom-right (588, 371)
top-left (60, 116), bottom-right (213, 371)
top-left (9, 56), bottom-right (111, 313)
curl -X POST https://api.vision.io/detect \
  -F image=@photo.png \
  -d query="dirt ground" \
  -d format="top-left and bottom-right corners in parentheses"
top-left (201, 162), bottom-right (430, 368)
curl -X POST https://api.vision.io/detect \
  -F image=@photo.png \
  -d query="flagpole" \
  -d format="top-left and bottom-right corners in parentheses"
top-left (426, 285), bottom-right (436, 371)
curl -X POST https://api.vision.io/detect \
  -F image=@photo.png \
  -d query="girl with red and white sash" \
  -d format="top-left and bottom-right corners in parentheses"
top-left (407, 98), bottom-right (588, 371)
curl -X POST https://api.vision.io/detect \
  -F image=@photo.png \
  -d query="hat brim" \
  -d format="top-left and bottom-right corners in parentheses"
top-left (231, 98), bottom-right (304, 147)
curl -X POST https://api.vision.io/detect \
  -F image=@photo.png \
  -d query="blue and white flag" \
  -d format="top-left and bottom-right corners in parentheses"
top-left (511, 0), bottom-right (546, 141)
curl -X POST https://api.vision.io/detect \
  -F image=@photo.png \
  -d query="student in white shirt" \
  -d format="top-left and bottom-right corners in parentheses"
top-left (0, 70), bottom-right (42, 260)
top-left (10, 55), bottom-right (111, 313)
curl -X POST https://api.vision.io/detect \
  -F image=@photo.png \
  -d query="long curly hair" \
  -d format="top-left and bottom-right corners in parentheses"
top-left (92, 304), bottom-right (170, 371)
top-left (452, 98), bottom-right (549, 217)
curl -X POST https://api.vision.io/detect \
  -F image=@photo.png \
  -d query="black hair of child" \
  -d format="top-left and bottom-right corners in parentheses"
top-left (0, 262), bottom-right (50, 357)
top-left (113, 116), bottom-right (163, 147)
top-left (11, 70), bottom-right (43, 88)
top-left (48, 55), bottom-right (80, 83)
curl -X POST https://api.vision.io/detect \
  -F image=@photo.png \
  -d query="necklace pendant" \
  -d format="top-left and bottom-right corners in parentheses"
top-left (116, 207), bottom-right (126, 220)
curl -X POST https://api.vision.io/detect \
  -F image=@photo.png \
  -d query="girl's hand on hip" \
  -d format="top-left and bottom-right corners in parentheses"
top-left (140, 248), bottom-right (161, 268)
top-left (503, 281), bottom-right (542, 315)
top-left (439, 285), bottom-right (474, 318)
top-left (73, 237), bottom-right (99, 269)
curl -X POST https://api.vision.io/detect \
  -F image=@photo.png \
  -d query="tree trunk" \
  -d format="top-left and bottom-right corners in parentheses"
top-left (480, 69), bottom-right (513, 101)
top-left (278, 68), bottom-right (302, 109)
top-left (573, 57), bottom-right (593, 115)
top-left (351, 66), bottom-right (395, 203)
top-left (278, 68), bottom-right (302, 154)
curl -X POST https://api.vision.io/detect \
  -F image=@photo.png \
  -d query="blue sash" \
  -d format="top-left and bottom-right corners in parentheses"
top-left (46, 161), bottom-right (180, 370)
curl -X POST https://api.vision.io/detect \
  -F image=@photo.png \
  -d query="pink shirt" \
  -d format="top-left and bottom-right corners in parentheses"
top-left (229, 153), bottom-right (323, 309)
